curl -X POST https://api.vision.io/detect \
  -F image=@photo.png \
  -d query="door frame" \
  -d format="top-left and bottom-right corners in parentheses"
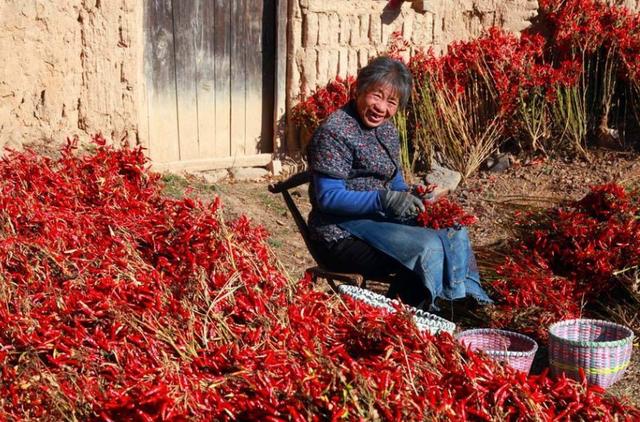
top-left (272, 0), bottom-right (288, 161)
top-left (144, 0), bottom-right (289, 172)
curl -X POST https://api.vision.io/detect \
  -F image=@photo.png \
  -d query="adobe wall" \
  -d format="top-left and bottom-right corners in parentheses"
top-left (288, 0), bottom-right (540, 103)
top-left (0, 1), bottom-right (637, 155)
top-left (285, 0), bottom-right (541, 150)
top-left (620, 0), bottom-right (640, 9)
top-left (0, 1), bottom-right (143, 150)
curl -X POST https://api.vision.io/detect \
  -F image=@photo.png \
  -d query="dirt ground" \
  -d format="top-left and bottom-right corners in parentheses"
top-left (187, 148), bottom-right (640, 408)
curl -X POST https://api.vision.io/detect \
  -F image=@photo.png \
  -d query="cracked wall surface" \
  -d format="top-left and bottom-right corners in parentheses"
top-left (0, 0), bottom-right (143, 150)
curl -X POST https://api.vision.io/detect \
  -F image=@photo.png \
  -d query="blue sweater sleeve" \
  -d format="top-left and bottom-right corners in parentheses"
top-left (314, 174), bottom-right (382, 216)
top-left (390, 170), bottom-right (409, 191)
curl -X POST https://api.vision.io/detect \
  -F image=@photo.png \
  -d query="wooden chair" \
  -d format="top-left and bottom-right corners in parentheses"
top-left (268, 171), bottom-right (394, 291)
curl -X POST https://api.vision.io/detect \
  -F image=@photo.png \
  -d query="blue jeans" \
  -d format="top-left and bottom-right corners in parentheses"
top-left (338, 219), bottom-right (492, 309)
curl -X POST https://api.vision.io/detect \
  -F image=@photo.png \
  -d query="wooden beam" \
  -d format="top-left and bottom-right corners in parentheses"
top-left (274, 0), bottom-right (288, 157)
top-left (150, 153), bottom-right (273, 172)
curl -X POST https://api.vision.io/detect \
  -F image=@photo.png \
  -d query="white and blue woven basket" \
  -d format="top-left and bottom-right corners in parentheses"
top-left (337, 284), bottom-right (456, 335)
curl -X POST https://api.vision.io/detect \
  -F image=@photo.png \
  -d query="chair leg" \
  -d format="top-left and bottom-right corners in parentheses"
top-left (327, 278), bottom-right (339, 293)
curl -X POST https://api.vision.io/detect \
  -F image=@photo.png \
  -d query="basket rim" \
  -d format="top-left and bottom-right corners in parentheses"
top-left (414, 309), bottom-right (456, 324)
top-left (337, 284), bottom-right (456, 332)
top-left (414, 315), bottom-right (456, 332)
top-left (455, 328), bottom-right (539, 356)
top-left (549, 318), bottom-right (635, 348)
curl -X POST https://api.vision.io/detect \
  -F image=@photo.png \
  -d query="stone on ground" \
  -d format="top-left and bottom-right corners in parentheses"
top-left (230, 167), bottom-right (269, 181)
top-left (425, 162), bottom-right (462, 195)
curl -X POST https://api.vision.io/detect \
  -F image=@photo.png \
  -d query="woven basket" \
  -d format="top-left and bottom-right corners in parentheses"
top-left (337, 284), bottom-right (396, 312)
top-left (337, 284), bottom-right (455, 335)
top-left (413, 309), bottom-right (456, 335)
top-left (549, 319), bottom-right (634, 389)
top-left (456, 329), bottom-right (538, 374)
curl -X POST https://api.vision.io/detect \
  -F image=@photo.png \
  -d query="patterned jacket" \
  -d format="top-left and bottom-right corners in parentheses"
top-left (306, 101), bottom-right (402, 243)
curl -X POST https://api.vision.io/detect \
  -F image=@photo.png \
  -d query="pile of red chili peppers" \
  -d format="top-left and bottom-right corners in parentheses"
top-left (0, 138), bottom-right (638, 420)
top-left (416, 196), bottom-right (478, 230)
top-left (483, 183), bottom-right (640, 340)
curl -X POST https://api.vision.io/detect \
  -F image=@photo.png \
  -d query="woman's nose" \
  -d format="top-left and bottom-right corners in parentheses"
top-left (372, 101), bottom-right (386, 114)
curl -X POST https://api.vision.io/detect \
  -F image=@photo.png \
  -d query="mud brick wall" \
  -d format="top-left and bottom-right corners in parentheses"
top-left (1, 0), bottom-right (637, 155)
top-left (287, 0), bottom-right (541, 103)
top-left (0, 1), bottom-right (143, 150)
top-left (285, 0), bottom-right (542, 150)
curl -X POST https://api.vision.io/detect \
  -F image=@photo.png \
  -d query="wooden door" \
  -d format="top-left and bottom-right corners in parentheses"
top-left (144, 0), bottom-right (276, 171)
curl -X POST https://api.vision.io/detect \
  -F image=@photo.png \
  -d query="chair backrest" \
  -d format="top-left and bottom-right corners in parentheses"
top-left (268, 171), bottom-right (328, 267)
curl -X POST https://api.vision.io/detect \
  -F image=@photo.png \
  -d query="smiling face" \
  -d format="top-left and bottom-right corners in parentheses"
top-left (355, 83), bottom-right (400, 128)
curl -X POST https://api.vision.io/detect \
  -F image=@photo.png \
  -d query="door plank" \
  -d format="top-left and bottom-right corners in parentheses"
top-left (196, 0), bottom-right (217, 158)
top-left (244, 0), bottom-right (263, 154)
top-left (230, 0), bottom-right (247, 157)
top-left (145, 0), bottom-right (180, 163)
top-left (214, 0), bottom-right (232, 158)
top-left (173, 0), bottom-right (200, 160)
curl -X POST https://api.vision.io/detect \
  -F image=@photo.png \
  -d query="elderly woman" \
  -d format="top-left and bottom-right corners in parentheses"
top-left (307, 56), bottom-right (492, 310)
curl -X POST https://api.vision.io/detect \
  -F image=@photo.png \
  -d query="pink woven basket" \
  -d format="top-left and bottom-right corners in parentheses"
top-left (549, 319), bottom-right (634, 389)
top-left (456, 329), bottom-right (538, 374)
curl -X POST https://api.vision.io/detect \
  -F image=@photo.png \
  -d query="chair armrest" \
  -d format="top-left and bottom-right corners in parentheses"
top-left (268, 171), bottom-right (311, 194)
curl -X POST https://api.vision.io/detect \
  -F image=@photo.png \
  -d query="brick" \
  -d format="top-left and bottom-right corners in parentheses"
top-left (290, 54), bottom-right (301, 101)
top-left (339, 15), bottom-right (350, 45)
top-left (338, 47), bottom-right (349, 78)
top-left (303, 13), bottom-right (318, 47)
top-left (317, 48), bottom-right (329, 84)
top-left (358, 47), bottom-right (369, 68)
top-left (369, 14), bottom-right (381, 45)
top-left (291, 11), bottom-right (303, 49)
top-left (423, 12), bottom-right (434, 45)
top-left (347, 49), bottom-right (358, 76)
top-left (302, 49), bottom-right (317, 95)
top-left (329, 13), bottom-right (340, 45)
top-left (381, 17), bottom-right (397, 47)
top-left (411, 14), bottom-right (427, 45)
top-left (349, 15), bottom-right (360, 45)
top-left (359, 14), bottom-right (369, 44)
top-left (474, 0), bottom-right (496, 13)
top-left (402, 12), bottom-right (414, 43)
top-left (317, 13), bottom-right (329, 45)
top-left (328, 49), bottom-right (340, 80)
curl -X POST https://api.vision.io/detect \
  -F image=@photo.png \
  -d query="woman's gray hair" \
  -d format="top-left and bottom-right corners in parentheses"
top-left (355, 56), bottom-right (412, 108)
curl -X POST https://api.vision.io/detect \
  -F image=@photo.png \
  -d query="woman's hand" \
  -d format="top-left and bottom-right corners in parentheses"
top-left (379, 190), bottom-right (425, 219)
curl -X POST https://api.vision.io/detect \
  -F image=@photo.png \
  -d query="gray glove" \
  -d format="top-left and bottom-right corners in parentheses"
top-left (379, 190), bottom-right (426, 219)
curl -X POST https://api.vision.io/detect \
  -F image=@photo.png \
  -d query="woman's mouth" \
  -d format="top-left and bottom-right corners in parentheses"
top-left (367, 111), bottom-right (384, 123)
